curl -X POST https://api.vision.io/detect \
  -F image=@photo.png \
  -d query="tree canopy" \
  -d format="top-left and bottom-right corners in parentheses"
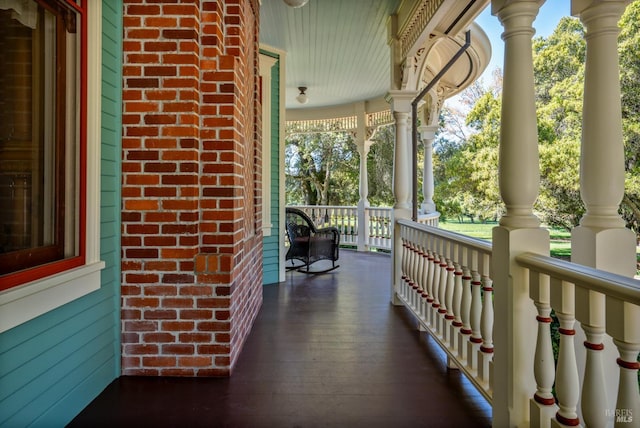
top-left (285, 130), bottom-right (359, 206)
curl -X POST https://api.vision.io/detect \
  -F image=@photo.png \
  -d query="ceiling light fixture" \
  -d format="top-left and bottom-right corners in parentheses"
top-left (283, 0), bottom-right (309, 7)
top-left (296, 87), bottom-right (309, 104)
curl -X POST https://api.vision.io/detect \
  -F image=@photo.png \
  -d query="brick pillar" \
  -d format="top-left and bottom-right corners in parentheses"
top-left (122, 0), bottom-right (263, 377)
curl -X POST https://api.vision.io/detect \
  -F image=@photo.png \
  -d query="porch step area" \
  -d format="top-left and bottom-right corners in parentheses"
top-left (69, 250), bottom-right (491, 427)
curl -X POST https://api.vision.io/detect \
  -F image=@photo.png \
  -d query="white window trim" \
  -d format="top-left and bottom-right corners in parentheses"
top-left (259, 52), bottom-right (278, 237)
top-left (0, 1), bottom-right (104, 334)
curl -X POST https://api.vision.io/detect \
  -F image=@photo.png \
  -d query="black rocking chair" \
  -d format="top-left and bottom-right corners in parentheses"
top-left (285, 207), bottom-right (340, 273)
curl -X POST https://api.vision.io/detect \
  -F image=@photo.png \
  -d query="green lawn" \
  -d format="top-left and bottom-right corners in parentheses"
top-left (438, 220), bottom-right (572, 259)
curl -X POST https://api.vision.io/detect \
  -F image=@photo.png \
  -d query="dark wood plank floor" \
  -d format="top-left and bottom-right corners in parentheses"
top-left (69, 250), bottom-right (491, 428)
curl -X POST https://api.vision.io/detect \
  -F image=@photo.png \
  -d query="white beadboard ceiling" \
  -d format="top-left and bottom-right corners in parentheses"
top-left (260, 0), bottom-right (401, 110)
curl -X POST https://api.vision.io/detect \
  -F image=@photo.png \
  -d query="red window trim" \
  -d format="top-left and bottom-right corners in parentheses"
top-left (0, 0), bottom-right (87, 292)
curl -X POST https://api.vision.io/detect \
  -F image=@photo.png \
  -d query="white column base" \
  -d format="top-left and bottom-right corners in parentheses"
top-left (421, 202), bottom-right (436, 214)
top-left (357, 199), bottom-right (369, 252)
top-left (571, 226), bottom-right (636, 277)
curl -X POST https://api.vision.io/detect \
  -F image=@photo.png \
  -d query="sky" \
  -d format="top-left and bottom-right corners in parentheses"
top-left (474, 1), bottom-right (571, 83)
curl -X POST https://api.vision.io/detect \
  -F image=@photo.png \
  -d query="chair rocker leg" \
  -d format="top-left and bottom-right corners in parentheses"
top-left (296, 262), bottom-right (339, 274)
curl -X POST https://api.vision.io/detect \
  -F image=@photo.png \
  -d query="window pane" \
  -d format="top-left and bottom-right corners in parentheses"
top-left (0, 1), bottom-right (80, 275)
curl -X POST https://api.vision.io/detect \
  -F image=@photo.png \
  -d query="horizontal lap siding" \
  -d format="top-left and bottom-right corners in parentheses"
top-left (263, 53), bottom-right (280, 285)
top-left (0, 2), bottom-right (122, 425)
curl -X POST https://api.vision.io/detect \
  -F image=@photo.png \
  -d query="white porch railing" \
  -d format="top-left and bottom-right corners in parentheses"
top-left (395, 217), bottom-right (640, 426)
top-left (366, 207), bottom-right (393, 251)
top-left (294, 205), bottom-right (360, 246)
top-left (397, 219), bottom-right (494, 402)
top-left (517, 252), bottom-right (640, 427)
top-left (291, 205), bottom-right (440, 252)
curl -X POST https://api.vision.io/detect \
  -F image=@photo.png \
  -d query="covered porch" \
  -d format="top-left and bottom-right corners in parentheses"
top-left (264, 0), bottom-right (640, 427)
top-left (71, 250), bottom-right (491, 427)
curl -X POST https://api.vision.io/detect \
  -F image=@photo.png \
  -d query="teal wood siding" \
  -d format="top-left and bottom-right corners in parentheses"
top-left (0, 2), bottom-right (122, 426)
top-left (262, 51), bottom-right (281, 285)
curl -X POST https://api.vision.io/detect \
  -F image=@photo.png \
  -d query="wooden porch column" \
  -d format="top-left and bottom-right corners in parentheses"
top-left (387, 90), bottom-right (417, 305)
top-left (570, 0), bottom-right (635, 275)
top-left (356, 102), bottom-right (371, 252)
top-left (570, 2), bottom-right (637, 427)
top-left (418, 125), bottom-right (438, 214)
top-left (491, 1), bottom-right (550, 427)
top-left (356, 139), bottom-right (372, 252)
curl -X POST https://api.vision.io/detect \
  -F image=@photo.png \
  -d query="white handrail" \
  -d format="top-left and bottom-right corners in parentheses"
top-left (516, 253), bottom-right (640, 304)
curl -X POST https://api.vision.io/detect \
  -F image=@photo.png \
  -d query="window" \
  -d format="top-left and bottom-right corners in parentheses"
top-left (0, 0), bottom-right (85, 289)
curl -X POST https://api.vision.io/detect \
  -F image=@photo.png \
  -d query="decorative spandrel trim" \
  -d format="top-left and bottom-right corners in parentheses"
top-left (399, 0), bottom-right (445, 59)
top-left (366, 110), bottom-right (393, 128)
top-left (285, 109), bottom-right (395, 139)
top-left (286, 116), bottom-right (358, 134)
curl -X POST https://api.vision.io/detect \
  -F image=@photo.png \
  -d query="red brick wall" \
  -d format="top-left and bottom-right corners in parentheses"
top-left (122, 0), bottom-right (263, 376)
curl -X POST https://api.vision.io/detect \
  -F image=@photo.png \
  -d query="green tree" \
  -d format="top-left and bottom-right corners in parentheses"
top-left (619, 1), bottom-right (640, 233)
top-left (533, 18), bottom-right (586, 229)
top-left (434, 78), bottom-right (503, 223)
top-left (433, 136), bottom-right (464, 221)
top-left (367, 124), bottom-right (395, 207)
top-left (285, 131), bottom-right (359, 206)
top-left (533, 17), bottom-right (585, 106)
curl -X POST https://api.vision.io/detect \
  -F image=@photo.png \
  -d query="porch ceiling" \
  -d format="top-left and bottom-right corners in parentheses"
top-left (260, 0), bottom-right (492, 114)
top-left (260, 0), bottom-right (401, 110)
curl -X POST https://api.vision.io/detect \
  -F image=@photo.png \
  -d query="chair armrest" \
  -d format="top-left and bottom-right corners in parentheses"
top-left (315, 226), bottom-right (340, 245)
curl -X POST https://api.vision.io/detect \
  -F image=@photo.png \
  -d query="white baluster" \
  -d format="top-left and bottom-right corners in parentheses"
top-left (577, 289), bottom-right (607, 428)
top-left (437, 242), bottom-right (449, 339)
top-left (344, 207), bottom-right (349, 240)
top-left (378, 213), bottom-right (383, 248)
top-left (352, 207), bottom-right (357, 244)
top-left (410, 230), bottom-right (419, 309)
top-left (554, 310), bottom-right (581, 427)
top-left (479, 275), bottom-right (494, 385)
top-left (425, 246), bottom-right (435, 327)
top-left (431, 243), bottom-right (441, 331)
top-left (421, 242), bottom-right (431, 326)
top-left (414, 233), bottom-right (424, 321)
top-left (347, 207), bottom-right (353, 242)
top-left (410, 232), bottom-right (419, 309)
top-left (612, 339), bottom-right (640, 428)
top-left (418, 233), bottom-right (429, 323)
top-left (530, 272), bottom-right (556, 419)
top-left (407, 228), bottom-right (416, 305)
top-left (445, 256), bottom-right (456, 346)
top-left (606, 298), bottom-right (640, 428)
top-left (404, 228), bottom-right (412, 303)
top-left (371, 212), bottom-right (375, 247)
top-left (400, 228), bottom-right (408, 299)
top-left (452, 258), bottom-right (463, 356)
top-left (459, 263), bottom-right (472, 365)
top-left (469, 269), bottom-right (483, 370)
